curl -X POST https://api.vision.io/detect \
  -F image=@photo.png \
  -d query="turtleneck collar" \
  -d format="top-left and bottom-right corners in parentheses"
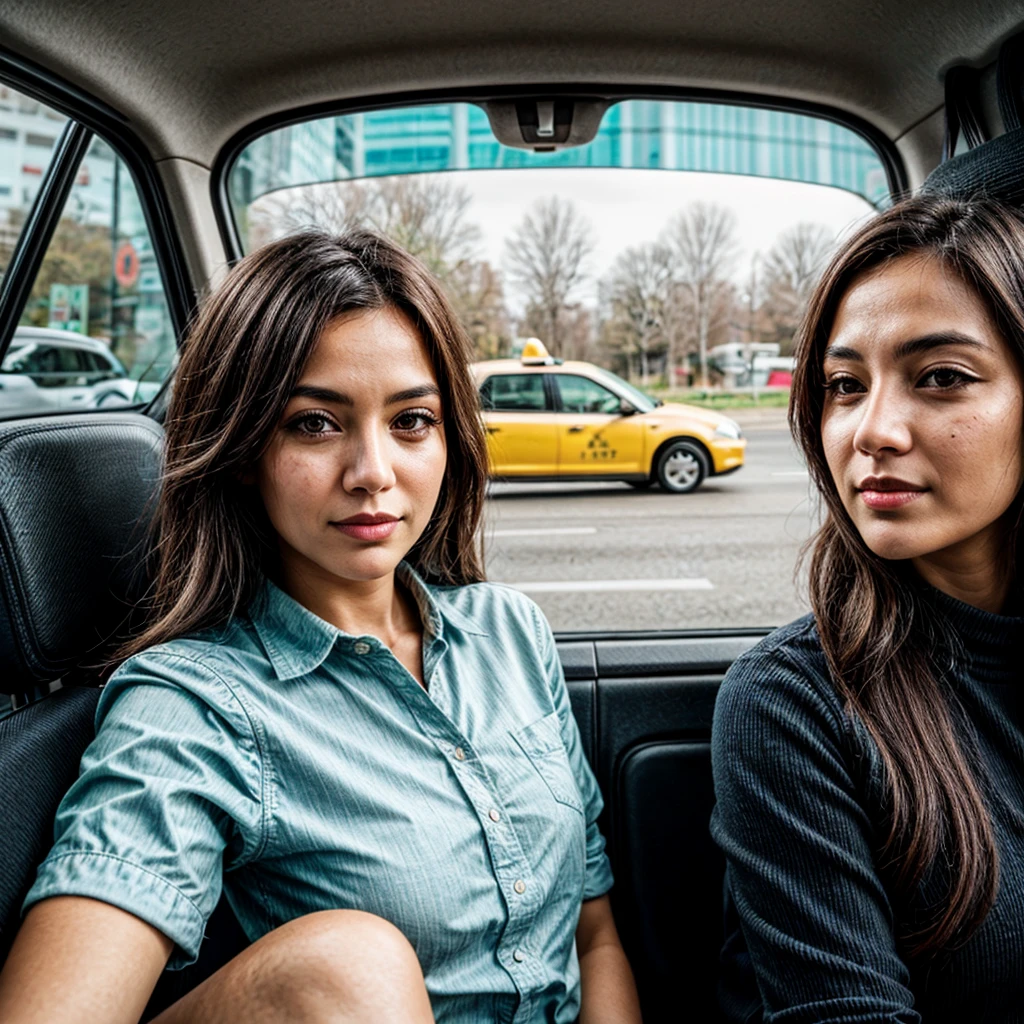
top-left (924, 584), bottom-right (1023, 686)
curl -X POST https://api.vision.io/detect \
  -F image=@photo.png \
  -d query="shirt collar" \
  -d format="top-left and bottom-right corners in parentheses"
top-left (249, 562), bottom-right (487, 682)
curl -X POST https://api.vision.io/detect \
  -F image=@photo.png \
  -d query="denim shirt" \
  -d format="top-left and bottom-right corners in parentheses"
top-left (25, 564), bottom-right (613, 1024)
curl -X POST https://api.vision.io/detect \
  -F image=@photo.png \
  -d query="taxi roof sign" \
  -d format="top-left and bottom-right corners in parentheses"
top-left (520, 338), bottom-right (557, 365)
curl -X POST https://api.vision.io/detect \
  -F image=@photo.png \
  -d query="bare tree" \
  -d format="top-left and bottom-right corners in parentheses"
top-left (600, 242), bottom-right (673, 383)
top-left (665, 202), bottom-right (738, 386)
top-left (446, 260), bottom-right (512, 360)
top-left (250, 179), bottom-right (375, 247)
top-left (504, 197), bottom-right (595, 356)
top-left (249, 175), bottom-right (510, 357)
top-left (254, 175), bottom-right (481, 274)
top-left (759, 223), bottom-right (834, 354)
top-left (369, 177), bottom-right (481, 277)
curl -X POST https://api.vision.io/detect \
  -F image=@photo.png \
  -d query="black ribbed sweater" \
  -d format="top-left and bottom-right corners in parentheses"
top-left (710, 589), bottom-right (1024, 1023)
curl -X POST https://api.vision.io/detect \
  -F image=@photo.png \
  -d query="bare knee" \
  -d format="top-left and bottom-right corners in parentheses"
top-left (253, 911), bottom-right (430, 1021)
top-left (271, 909), bottom-right (422, 982)
top-left (157, 910), bottom-right (432, 1024)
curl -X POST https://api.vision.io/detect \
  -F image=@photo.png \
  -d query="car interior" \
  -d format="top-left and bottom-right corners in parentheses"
top-left (0, 1), bottom-right (1022, 1020)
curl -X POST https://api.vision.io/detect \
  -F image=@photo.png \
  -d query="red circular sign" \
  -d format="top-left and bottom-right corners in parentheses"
top-left (114, 242), bottom-right (140, 288)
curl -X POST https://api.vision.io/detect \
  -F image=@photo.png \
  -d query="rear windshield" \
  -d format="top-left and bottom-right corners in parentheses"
top-left (223, 97), bottom-right (893, 634)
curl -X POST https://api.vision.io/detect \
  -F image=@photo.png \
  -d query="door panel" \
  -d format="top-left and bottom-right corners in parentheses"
top-left (479, 372), bottom-right (558, 475)
top-left (552, 374), bottom-right (645, 475)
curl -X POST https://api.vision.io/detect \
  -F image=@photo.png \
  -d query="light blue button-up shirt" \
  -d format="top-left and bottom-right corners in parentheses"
top-left (25, 564), bottom-right (613, 1023)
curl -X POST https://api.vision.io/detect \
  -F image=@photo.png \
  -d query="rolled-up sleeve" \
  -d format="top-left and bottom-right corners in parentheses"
top-left (533, 604), bottom-right (614, 901)
top-left (23, 649), bottom-right (265, 968)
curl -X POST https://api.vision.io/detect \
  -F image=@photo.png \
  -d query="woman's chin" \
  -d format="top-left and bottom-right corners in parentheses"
top-left (858, 524), bottom-right (934, 563)
top-left (325, 549), bottom-right (407, 583)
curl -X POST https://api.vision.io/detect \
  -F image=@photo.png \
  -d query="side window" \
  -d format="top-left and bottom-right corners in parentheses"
top-left (28, 346), bottom-right (59, 376)
top-left (482, 374), bottom-right (547, 412)
top-left (555, 375), bottom-right (621, 414)
top-left (0, 85), bottom-right (68, 285)
top-left (55, 347), bottom-right (87, 373)
top-left (4, 135), bottom-right (176, 416)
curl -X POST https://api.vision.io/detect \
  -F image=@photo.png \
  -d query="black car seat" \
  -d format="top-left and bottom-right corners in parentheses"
top-left (0, 412), bottom-right (162, 955)
top-left (0, 411), bottom-right (248, 1017)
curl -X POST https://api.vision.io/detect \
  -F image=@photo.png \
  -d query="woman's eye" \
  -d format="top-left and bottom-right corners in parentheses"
top-left (824, 375), bottom-right (864, 398)
top-left (393, 409), bottom-right (440, 434)
top-left (290, 412), bottom-right (337, 436)
top-left (918, 367), bottom-right (976, 390)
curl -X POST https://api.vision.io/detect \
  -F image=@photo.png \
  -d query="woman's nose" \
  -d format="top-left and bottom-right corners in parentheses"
top-left (342, 427), bottom-right (396, 494)
top-left (851, 382), bottom-right (913, 457)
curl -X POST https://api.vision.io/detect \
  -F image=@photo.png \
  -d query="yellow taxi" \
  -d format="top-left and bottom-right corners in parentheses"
top-left (471, 340), bottom-right (746, 493)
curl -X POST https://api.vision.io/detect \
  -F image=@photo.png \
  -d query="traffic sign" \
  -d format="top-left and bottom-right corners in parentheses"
top-left (114, 241), bottom-right (140, 288)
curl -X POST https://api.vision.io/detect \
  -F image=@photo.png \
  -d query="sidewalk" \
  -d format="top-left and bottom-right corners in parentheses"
top-left (728, 406), bottom-right (791, 431)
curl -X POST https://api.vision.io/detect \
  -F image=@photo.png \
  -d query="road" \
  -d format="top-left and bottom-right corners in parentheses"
top-left (482, 426), bottom-right (820, 633)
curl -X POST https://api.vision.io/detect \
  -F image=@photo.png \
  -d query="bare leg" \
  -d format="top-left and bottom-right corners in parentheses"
top-left (152, 910), bottom-right (434, 1024)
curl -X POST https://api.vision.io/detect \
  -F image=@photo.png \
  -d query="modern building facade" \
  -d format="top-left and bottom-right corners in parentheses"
top-left (230, 98), bottom-right (891, 216)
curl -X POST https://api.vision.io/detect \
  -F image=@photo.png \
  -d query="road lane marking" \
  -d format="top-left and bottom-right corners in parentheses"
top-left (506, 578), bottom-right (714, 593)
top-left (491, 527), bottom-right (597, 537)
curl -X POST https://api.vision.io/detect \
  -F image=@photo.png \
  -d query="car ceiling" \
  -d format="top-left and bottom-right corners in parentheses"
top-left (0, 0), bottom-right (1021, 171)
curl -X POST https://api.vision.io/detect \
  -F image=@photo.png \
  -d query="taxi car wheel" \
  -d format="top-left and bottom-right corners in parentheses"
top-left (656, 441), bottom-right (708, 494)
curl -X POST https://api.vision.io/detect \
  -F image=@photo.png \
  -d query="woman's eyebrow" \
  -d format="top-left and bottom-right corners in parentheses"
top-left (291, 384), bottom-right (352, 405)
top-left (823, 331), bottom-right (988, 363)
top-left (386, 384), bottom-right (442, 405)
top-left (289, 383), bottom-right (441, 405)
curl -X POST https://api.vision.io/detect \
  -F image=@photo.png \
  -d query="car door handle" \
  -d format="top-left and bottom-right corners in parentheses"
top-left (486, 426), bottom-right (501, 434)
top-left (568, 425), bottom-right (585, 433)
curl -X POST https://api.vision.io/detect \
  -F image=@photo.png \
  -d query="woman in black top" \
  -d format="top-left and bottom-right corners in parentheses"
top-left (711, 194), bottom-right (1024, 1023)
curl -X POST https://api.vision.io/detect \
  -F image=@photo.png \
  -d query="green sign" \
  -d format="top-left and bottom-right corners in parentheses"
top-left (48, 283), bottom-right (89, 334)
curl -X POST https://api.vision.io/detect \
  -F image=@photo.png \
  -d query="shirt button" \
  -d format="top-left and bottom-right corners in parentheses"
top-left (514, 880), bottom-right (526, 894)
top-left (454, 747), bottom-right (466, 761)
top-left (488, 808), bottom-right (500, 822)
top-left (512, 949), bottom-right (525, 963)
top-left (353, 642), bottom-right (371, 655)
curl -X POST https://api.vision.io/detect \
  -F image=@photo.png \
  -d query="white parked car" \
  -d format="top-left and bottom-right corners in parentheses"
top-left (0, 327), bottom-right (158, 417)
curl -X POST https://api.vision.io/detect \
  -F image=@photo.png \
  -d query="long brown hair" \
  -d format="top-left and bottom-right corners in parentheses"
top-left (120, 229), bottom-right (487, 660)
top-left (791, 194), bottom-right (1024, 958)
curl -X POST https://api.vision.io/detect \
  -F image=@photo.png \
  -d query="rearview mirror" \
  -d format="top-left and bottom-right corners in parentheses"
top-left (619, 399), bottom-right (636, 416)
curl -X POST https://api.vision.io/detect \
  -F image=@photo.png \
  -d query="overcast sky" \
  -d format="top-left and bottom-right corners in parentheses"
top-left (447, 167), bottom-right (876, 316)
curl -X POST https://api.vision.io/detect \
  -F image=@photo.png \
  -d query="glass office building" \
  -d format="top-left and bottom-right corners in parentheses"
top-left (232, 98), bottom-right (890, 211)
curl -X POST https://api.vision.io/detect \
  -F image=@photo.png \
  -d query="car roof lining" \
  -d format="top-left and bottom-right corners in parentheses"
top-left (1, 0), bottom-right (1022, 171)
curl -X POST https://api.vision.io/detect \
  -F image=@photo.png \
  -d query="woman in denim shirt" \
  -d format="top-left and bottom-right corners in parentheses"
top-left (0, 231), bottom-right (641, 1024)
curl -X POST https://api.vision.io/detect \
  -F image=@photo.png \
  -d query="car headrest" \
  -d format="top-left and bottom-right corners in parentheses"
top-left (922, 33), bottom-right (1024, 207)
top-left (920, 128), bottom-right (1024, 206)
top-left (0, 413), bottom-right (164, 692)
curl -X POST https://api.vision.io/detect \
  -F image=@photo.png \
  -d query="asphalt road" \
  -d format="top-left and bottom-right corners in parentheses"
top-left (482, 426), bottom-right (821, 633)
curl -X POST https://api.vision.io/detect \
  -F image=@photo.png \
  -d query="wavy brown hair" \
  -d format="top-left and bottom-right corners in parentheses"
top-left (118, 230), bottom-right (487, 661)
top-left (790, 194), bottom-right (1024, 958)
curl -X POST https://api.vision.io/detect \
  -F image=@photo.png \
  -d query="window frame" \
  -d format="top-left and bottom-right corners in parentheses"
top-left (0, 45), bottom-right (194, 386)
top-left (211, 83), bottom-right (907, 264)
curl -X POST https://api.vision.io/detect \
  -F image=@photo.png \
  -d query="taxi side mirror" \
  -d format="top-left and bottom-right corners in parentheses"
top-left (619, 399), bottom-right (637, 416)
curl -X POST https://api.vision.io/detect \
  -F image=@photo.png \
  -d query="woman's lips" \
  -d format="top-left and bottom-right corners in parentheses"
top-left (858, 489), bottom-right (927, 511)
top-left (331, 517), bottom-right (400, 541)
